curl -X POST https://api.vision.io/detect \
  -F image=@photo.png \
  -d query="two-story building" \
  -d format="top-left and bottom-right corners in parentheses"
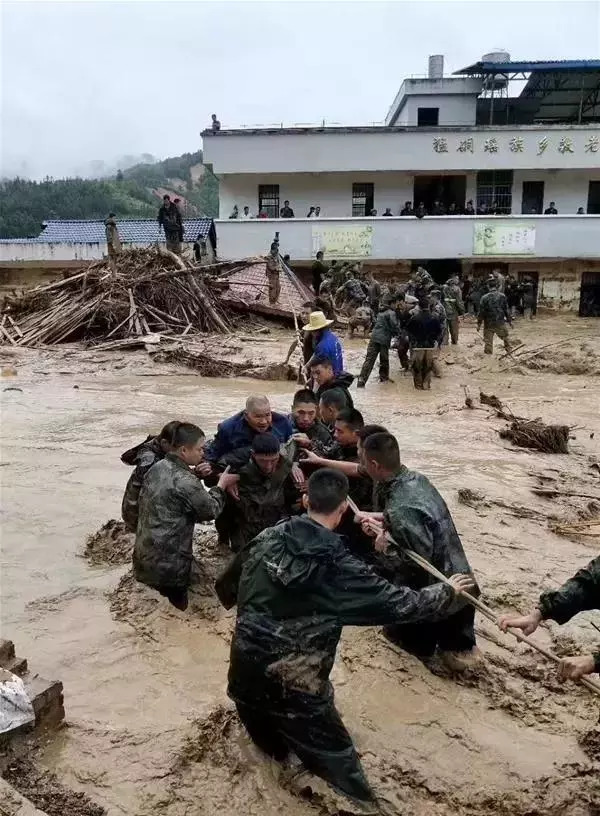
top-left (202, 53), bottom-right (600, 316)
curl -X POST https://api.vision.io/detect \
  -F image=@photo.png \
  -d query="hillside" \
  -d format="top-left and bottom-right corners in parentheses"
top-left (0, 151), bottom-right (219, 239)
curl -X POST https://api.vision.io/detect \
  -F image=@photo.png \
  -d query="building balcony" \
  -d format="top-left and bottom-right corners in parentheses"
top-left (214, 214), bottom-right (600, 263)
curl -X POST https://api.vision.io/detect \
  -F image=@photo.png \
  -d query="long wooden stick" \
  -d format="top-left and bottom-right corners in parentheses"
top-left (345, 496), bottom-right (600, 697)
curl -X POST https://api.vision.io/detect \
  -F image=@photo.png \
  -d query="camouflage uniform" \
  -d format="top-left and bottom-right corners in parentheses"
top-left (334, 278), bottom-right (366, 315)
top-left (478, 290), bottom-right (512, 354)
top-left (374, 467), bottom-right (479, 657)
top-left (228, 514), bottom-right (456, 803)
top-left (357, 307), bottom-right (399, 385)
top-left (348, 305), bottom-right (374, 337)
top-left (430, 299), bottom-right (447, 377)
top-left (366, 278), bottom-right (381, 312)
top-left (442, 278), bottom-right (465, 344)
top-left (133, 454), bottom-right (226, 595)
top-left (104, 216), bottom-right (121, 260)
top-left (214, 456), bottom-right (299, 608)
top-left (538, 555), bottom-right (600, 672)
top-left (266, 254), bottom-right (282, 305)
top-left (120, 436), bottom-right (164, 532)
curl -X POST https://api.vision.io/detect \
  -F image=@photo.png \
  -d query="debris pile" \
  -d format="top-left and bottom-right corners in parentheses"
top-left (479, 391), bottom-right (572, 454)
top-left (1, 248), bottom-right (232, 345)
top-left (499, 419), bottom-right (571, 454)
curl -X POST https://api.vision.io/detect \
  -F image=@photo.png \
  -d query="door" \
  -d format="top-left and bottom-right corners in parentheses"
top-left (521, 181), bottom-right (544, 214)
top-left (413, 175), bottom-right (467, 213)
top-left (579, 271), bottom-right (600, 317)
top-left (587, 182), bottom-right (600, 214)
top-left (352, 183), bottom-right (374, 216)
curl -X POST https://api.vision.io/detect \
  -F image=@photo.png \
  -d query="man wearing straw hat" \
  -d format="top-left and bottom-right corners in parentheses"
top-left (302, 310), bottom-right (345, 376)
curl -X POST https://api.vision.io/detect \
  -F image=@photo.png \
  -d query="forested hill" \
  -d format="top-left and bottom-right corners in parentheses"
top-left (0, 151), bottom-right (219, 239)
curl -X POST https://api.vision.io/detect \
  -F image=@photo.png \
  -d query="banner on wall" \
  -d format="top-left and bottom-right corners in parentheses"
top-left (311, 225), bottom-right (373, 258)
top-left (473, 222), bottom-right (536, 255)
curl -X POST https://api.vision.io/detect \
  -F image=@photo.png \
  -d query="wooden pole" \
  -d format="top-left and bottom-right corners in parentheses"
top-left (344, 496), bottom-right (600, 698)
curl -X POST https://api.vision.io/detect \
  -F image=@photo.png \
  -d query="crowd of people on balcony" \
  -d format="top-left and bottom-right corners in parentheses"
top-left (227, 198), bottom-right (589, 220)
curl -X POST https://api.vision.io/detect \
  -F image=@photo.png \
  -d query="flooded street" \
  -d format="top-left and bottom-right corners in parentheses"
top-left (2, 314), bottom-right (600, 815)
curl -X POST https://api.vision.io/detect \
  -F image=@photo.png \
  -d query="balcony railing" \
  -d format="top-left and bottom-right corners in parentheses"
top-left (213, 215), bottom-right (600, 262)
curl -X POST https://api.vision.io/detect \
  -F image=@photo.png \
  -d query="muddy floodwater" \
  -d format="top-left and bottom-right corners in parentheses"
top-left (2, 315), bottom-right (600, 815)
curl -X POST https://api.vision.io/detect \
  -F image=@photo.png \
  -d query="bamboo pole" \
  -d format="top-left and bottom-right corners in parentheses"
top-left (344, 496), bottom-right (600, 698)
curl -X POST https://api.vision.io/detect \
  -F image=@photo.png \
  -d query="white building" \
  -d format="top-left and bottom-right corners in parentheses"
top-left (203, 53), bottom-right (600, 315)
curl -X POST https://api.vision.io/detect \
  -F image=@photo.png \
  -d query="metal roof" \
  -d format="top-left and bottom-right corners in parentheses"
top-left (456, 60), bottom-right (600, 75)
top-left (0, 218), bottom-right (214, 244)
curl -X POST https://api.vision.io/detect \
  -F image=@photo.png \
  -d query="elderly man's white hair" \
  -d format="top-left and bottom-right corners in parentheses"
top-left (245, 395), bottom-right (271, 413)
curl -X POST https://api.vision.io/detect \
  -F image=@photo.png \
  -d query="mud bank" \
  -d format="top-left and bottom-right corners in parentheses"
top-left (2, 314), bottom-right (600, 815)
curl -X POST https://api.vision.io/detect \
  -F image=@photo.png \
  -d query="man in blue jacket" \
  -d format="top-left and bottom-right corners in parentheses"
top-left (302, 311), bottom-right (345, 376)
top-left (204, 395), bottom-right (295, 549)
top-left (204, 395), bottom-right (293, 470)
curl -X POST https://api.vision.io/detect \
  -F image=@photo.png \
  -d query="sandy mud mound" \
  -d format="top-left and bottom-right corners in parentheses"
top-left (3, 757), bottom-right (106, 816)
top-left (579, 725), bottom-right (600, 761)
top-left (83, 519), bottom-right (134, 566)
top-left (520, 344), bottom-right (600, 376)
top-left (108, 529), bottom-right (233, 637)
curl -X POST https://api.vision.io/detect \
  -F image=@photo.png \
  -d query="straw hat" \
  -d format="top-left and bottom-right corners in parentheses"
top-left (302, 311), bottom-right (334, 331)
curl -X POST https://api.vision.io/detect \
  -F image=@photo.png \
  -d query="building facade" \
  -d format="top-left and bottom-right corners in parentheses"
top-left (202, 54), bottom-right (600, 315)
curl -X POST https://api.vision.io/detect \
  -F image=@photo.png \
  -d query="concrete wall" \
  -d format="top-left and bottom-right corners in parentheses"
top-left (203, 125), bottom-right (600, 174)
top-left (214, 214), bottom-right (600, 263)
top-left (512, 169), bottom-right (600, 214)
top-left (386, 77), bottom-right (483, 125)
top-left (219, 169), bottom-right (599, 219)
top-left (221, 171), bottom-right (479, 218)
top-left (395, 94), bottom-right (478, 127)
top-left (506, 260), bottom-right (588, 311)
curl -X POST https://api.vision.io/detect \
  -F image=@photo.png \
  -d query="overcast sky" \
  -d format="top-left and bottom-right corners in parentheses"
top-left (1, 0), bottom-right (599, 179)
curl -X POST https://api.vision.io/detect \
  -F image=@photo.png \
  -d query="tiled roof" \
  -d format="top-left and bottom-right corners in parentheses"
top-left (0, 219), bottom-right (214, 244)
top-left (219, 259), bottom-right (314, 318)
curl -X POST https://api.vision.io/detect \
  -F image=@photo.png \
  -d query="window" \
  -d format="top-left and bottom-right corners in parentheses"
top-left (352, 183), bottom-right (374, 217)
top-left (417, 107), bottom-right (439, 127)
top-left (258, 184), bottom-right (280, 218)
top-left (476, 171), bottom-right (513, 214)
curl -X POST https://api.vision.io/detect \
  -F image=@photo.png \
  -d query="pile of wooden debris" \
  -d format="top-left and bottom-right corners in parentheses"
top-left (0, 248), bottom-right (313, 348)
top-left (479, 391), bottom-right (571, 454)
top-left (0, 248), bottom-right (232, 345)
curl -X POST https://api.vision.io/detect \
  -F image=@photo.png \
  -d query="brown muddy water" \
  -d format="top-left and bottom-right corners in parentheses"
top-left (1, 315), bottom-right (600, 815)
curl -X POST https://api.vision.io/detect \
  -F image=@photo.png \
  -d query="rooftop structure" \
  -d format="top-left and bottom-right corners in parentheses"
top-left (1, 218), bottom-right (215, 245)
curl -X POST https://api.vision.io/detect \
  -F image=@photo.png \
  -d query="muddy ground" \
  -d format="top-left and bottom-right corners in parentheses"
top-left (1, 313), bottom-right (600, 815)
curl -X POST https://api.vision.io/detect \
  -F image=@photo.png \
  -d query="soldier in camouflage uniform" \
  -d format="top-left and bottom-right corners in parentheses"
top-left (357, 295), bottom-right (400, 386)
top-left (442, 275), bottom-right (465, 344)
top-left (215, 433), bottom-right (301, 608)
top-left (133, 423), bottom-right (237, 610)
top-left (360, 432), bottom-right (482, 672)
top-left (227, 468), bottom-right (474, 805)
top-left (477, 278), bottom-right (513, 354)
top-left (334, 272), bottom-right (366, 315)
top-left (266, 243), bottom-right (282, 305)
top-left (288, 388), bottom-right (333, 450)
top-left (120, 421), bottom-right (179, 531)
top-left (366, 271), bottom-right (381, 313)
top-left (500, 555), bottom-right (600, 682)
top-left (347, 304), bottom-right (374, 337)
top-left (429, 290), bottom-right (447, 378)
top-left (409, 266), bottom-right (435, 295)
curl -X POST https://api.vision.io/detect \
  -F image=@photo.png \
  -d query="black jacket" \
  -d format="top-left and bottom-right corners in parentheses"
top-left (228, 515), bottom-right (456, 706)
top-left (120, 436), bottom-right (164, 531)
top-left (538, 555), bottom-right (600, 671)
top-left (315, 373), bottom-right (355, 410)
